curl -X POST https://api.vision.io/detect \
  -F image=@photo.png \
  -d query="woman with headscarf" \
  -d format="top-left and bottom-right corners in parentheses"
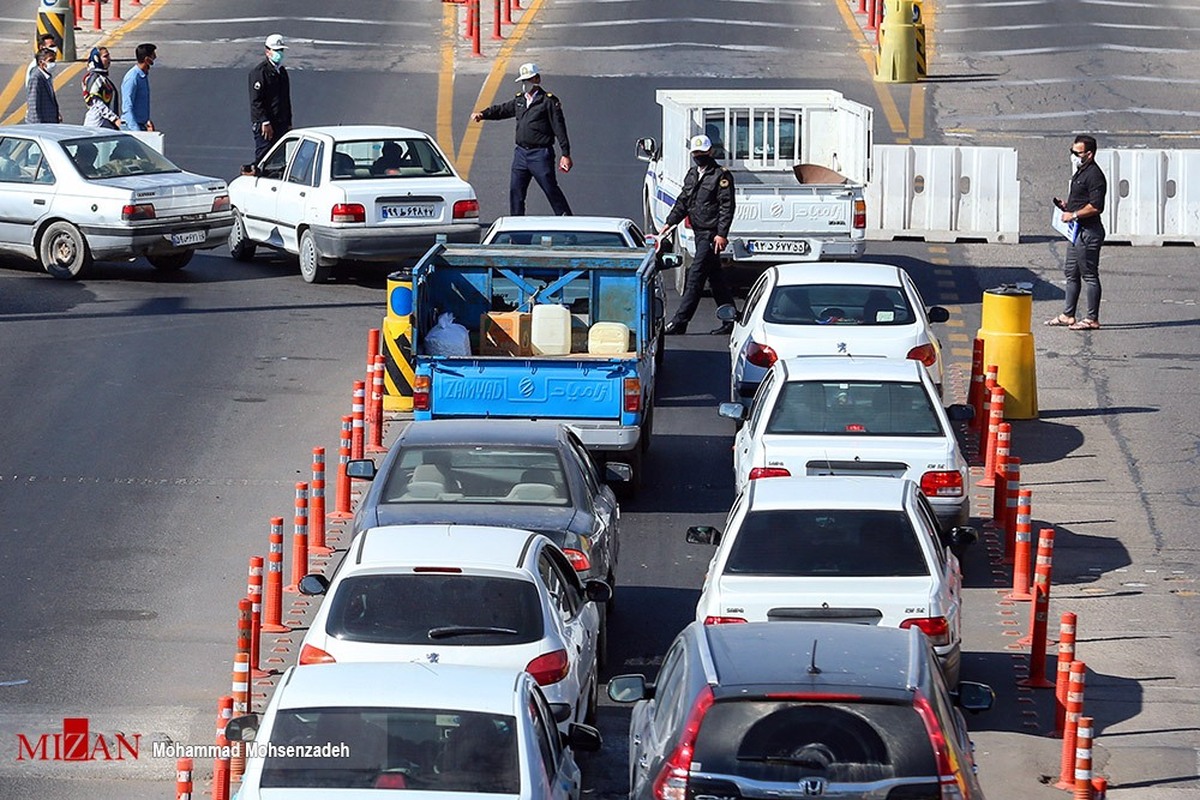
top-left (82, 47), bottom-right (121, 129)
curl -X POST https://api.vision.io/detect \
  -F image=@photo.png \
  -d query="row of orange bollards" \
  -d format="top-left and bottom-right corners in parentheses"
top-left (72, 0), bottom-right (132, 32)
top-left (458, 0), bottom-right (524, 57)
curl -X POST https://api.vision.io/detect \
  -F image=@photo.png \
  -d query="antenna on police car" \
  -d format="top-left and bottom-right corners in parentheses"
top-left (808, 639), bottom-right (822, 674)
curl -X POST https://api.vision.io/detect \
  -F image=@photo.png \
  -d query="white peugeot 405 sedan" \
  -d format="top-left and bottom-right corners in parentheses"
top-left (227, 125), bottom-right (480, 282)
top-left (0, 125), bottom-right (232, 279)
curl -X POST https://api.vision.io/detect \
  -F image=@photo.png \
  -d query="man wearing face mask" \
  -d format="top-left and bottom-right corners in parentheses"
top-left (659, 135), bottom-right (737, 335)
top-left (121, 43), bottom-right (156, 131)
top-left (1047, 134), bottom-right (1106, 331)
top-left (471, 63), bottom-right (573, 216)
top-left (249, 34), bottom-right (293, 162)
top-left (25, 48), bottom-right (60, 124)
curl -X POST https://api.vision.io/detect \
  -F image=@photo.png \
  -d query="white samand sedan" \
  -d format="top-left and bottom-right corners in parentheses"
top-left (227, 125), bottom-right (480, 282)
top-left (0, 125), bottom-right (232, 279)
top-left (720, 356), bottom-right (974, 528)
top-left (723, 262), bottom-right (950, 407)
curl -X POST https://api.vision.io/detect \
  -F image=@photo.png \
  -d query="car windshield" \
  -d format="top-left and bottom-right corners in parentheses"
top-left (325, 574), bottom-right (544, 645)
top-left (261, 706), bottom-right (520, 792)
top-left (381, 445), bottom-right (571, 505)
top-left (331, 138), bottom-right (452, 179)
top-left (489, 230), bottom-right (630, 247)
top-left (724, 509), bottom-right (929, 577)
top-left (765, 285), bottom-right (914, 325)
top-left (765, 380), bottom-right (943, 436)
top-left (62, 136), bottom-right (180, 179)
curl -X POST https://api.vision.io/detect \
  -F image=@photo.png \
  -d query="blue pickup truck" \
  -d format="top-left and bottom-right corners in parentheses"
top-left (410, 243), bottom-right (669, 490)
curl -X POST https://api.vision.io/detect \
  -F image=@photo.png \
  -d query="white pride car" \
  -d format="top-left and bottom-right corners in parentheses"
top-left (227, 125), bottom-right (480, 282)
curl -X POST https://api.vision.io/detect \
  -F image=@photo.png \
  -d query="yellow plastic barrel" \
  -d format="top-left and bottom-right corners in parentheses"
top-left (875, 0), bottom-right (917, 84)
top-left (383, 268), bottom-right (415, 413)
top-left (978, 285), bottom-right (1038, 419)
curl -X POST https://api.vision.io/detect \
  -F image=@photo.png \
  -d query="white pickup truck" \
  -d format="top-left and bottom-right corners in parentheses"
top-left (637, 89), bottom-right (873, 293)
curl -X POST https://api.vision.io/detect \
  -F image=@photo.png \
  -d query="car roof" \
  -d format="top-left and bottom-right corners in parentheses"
top-left (776, 355), bottom-right (927, 382)
top-left (701, 622), bottom-right (923, 698)
top-left (745, 476), bottom-right (913, 511)
top-left (10, 124), bottom-right (142, 142)
top-left (768, 262), bottom-right (903, 288)
top-left (397, 419), bottom-right (566, 447)
top-left (287, 124), bottom-right (432, 141)
top-left (348, 524), bottom-right (541, 569)
top-left (277, 662), bottom-right (526, 713)
top-left (487, 215), bottom-right (636, 233)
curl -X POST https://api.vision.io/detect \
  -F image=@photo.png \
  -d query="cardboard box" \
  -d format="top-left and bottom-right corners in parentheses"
top-left (480, 311), bottom-right (532, 356)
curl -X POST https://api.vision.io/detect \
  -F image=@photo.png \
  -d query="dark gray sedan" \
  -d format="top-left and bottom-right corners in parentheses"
top-left (348, 419), bottom-right (625, 603)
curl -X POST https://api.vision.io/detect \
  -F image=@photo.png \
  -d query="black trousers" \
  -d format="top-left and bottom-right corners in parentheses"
top-left (253, 121), bottom-right (291, 163)
top-left (509, 145), bottom-right (572, 216)
top-left (673, 230), bottom-right (734, 324)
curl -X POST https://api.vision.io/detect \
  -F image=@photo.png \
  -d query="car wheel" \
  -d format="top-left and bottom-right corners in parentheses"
top-left (147, 250), bottom-right (194, 271)
top-left (39, 221), bottom-right (93, 280)
top-left (298, 229), bottom-right (333, 283)
top-left (228, 210), bottom-right (257, 262)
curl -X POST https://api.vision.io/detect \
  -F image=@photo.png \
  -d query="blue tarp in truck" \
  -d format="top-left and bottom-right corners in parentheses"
top-left (411, 243), bottom-right (666, 488)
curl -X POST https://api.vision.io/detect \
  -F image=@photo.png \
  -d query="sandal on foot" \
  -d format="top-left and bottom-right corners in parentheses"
top-left (1068, 319), bottom-right (1100, 330)
top-left (1043, 314), bottom-right (1075, 327)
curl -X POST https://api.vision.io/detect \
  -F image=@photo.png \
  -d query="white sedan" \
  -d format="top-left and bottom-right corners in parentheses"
top-left (723, 262), bottom-right (950, 406)
top-left (227, 125), bottom-right (480, 282)
top-left (0, 125), bottom-right (232, 279)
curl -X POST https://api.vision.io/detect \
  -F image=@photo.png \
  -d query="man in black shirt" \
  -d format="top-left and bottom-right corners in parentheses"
top-left (1047, 134), bottom-right (1106, 330)
top-left (249, 34), bottom-right (293, 162)
top-left (472, 63), bottom-right (572, 216)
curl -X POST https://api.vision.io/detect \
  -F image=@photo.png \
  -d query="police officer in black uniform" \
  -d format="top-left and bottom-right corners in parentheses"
top-left (249, 34), bottom-right (292, 162)
top-left (661, 135), bottom-right (737, 335)
top-left (472, 63), bottom-right (573, 216)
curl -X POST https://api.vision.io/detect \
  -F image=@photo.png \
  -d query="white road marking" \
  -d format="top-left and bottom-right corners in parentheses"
top-left (940, 43), bottom-right (1189, 57)
top-left (530, 42), bottom-right (797, 52)
top-left (942, 0), bottom-right (1053, 8)
top-left (0, 679), bottom-right (29, 687)
top-left (949, 108), bottom-right (1200, 122)
top-left (539, 17), bottom-right (821, 29)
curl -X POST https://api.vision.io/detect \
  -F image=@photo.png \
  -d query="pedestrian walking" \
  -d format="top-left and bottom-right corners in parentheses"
top-left (25, 48), bottom-right (60, 125)
top-left (26, 33), bottom-right (56, 86)
top-left (660, 135), bottom-right (736, 335)
top-left (1046, 134), bottom-right (1106, 331)
top-left (471, 63), bottom-right (573, 216)
top-left (121, 43), bottom-right (157, 131)
top-left (82, 47), bottom-right (121, 129)
top-left (249, 34), bottom-right (293, 162)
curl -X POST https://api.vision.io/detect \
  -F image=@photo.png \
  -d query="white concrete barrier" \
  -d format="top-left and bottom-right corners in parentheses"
top-left (1095, 149), bottom-right (1200, 246)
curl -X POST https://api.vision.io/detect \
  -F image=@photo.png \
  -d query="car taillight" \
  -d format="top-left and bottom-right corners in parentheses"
top-left (651, 686), bottom-right (713, 800)
top-left (331, 203), bottom-right (365, 223)
top-left (624, 377), bottom-right (641, 413)
top-left (121, 203), bottom-right (155, 221)
top-left (703, 616), bottom-right (747, 625)
top-left (413, 375), bottom-right (430, 412)
top-left (298, 644), bottom-right (335, 665)
top-left (853, 199), bottom-right (866, 229)
top-left (563, 548), bottom-right (591, 572)
top-left (920, 470), bottom-right (964, 498)
top-left (901, 616), bottom-right (951, 646)
top-left (913, 689), bottom-right (967, 799)
top-left (907, 343), bottom-right (937, 366)
top-left (211, 195), bottom-right (231, 213)
top-left (453, 199), bottom-right (479, 219)
top-left (373, 773), bottom-right (408, 789)
top-left (746, 341), bottom-right (778, 369)
top-left (748, 467), bottom-right (790, 480)
top-left (412, 566), bottom-right (463, 573)
top-left (526, 649), bottom-right (570, 686)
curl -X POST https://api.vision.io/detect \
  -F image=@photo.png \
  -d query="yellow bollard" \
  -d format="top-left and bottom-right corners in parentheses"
top-left (874, 0), bottom-right (917, 84)
top-left (912, 0), bottom-right (926, 77)
top-left (383, 268), bottom-right (415, 413)
top-left (978, 285), bottom-right (1038, 419)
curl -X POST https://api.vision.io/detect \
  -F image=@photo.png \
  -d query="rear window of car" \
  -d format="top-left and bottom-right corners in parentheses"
top-left (724, 510), bottom-right (929, 577)
top-left (691, 699), bottom-right (937, 786)
top-left (489, 230), bottom-right (630, 247)
top-left (382, 445), bottom-right (572, 506)
top-left (331, 138), bottom-right (452, 179)
top-left (62, 136), bottom-right (181, 179)
top-left (765, 380), bottom-right (943, 437)
top-left (764, 284), bottom-right (914, 326)
top-left (325, 575), bottom-right (543, 645)
top-left (262, 706), bottom-right (519, 792)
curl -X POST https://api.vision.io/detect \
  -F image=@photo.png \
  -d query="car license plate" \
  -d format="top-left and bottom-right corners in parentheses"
top-left (169, 231), bottom-right (206, 247)
top-left (381, 204), bottom-right (435, 220)
top-left (747, 239), bottom-right (810, 255)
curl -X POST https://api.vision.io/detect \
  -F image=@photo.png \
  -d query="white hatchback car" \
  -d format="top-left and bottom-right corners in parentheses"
top-left (297, 525), bottom-right (609, 729)
top-left (482, 214), bottom-right (649, 248)
top-left (226, 662), bottom-right (601, 799)
top-left (723, 262), bottom-right (949, 406)
top-left (720, 357), bottom-right (974, 528)
top-left (227, 125), bottom-right (480, 282)
top-left (687, 476), bottom-right (974, 684)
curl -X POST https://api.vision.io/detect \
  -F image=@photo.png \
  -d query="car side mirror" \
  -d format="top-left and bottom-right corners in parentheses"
top-left (345, 459), bottom-right (377, 480)
top-left (950, 526), bottom-right (978, 549)
top-left (716, 305), bottom-right (738, 322)
top-left (657, 253), bottom-right (682, 272)
top-left (686, 525), bottom-right (721, 546)
top-left (549, 702), bottom-right (573, 724)
top-left (565, 722), bottom-right (603, 752)
top-left (718, 402), bottom-right (747, 421)
top-left (635, 137), bottom-right (658, 162)
top-left (607, 674), bottom-right (650, 703)
top-left (605, 463), bottom-right (632, 483)
top-left (927, 306), bottom-right (950, 323)
top-left (223, 713), bottom-right (260, 742)
top-left (953, 681), bottom-right (995, 713)
top-left (583, 579), bottom-right (613, 605)
top-left (298, 573), bottom-right (330, 596)
top-left (946, 404), bottom-right (974, 422)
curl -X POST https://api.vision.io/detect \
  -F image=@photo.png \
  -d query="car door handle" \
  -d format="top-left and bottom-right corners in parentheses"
top-left (299, 191), bottom-right (306, 197)
top-left (33, 199), bottom-right (46, 205)
top-left (638, 754), bottom-right (650, 769)
top-left (270, 186), bottom-right (277, 192)
top-left (632, 734), bottom-right (641, 747)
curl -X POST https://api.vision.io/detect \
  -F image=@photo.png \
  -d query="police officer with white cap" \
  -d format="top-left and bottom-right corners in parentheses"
top-left (471, 63), bottom-right (573, 216)
top-left (660, 134), bottom-right (737, 335)
top-left (249, 33), bottom-right (292, 162)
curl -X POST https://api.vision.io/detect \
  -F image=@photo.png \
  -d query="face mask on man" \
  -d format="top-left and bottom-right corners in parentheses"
top-left (44, 61), bottom-right (55, 73)
top-left (520, 81), bottom-right (533, 93)
top-left (1071, 153), bottom-right (1085, 170)
top-left (269, 49), bottom-right (284, 66)
top-left (693, 154), bottom-right (712, 167)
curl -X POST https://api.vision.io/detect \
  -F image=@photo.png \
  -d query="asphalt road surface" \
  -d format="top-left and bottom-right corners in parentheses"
top-left (0, 0), bottom-right (1198, 798)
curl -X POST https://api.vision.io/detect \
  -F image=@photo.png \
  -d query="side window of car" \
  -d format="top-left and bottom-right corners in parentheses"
top-left (913, 493), bottom-right (949, 570)
top-left (742, 274), bottom-right (770, 322)
top-left (538, 552), bottom-right (578, 623)
top-left (260, 138), bottom-right (297, 180)
top-left (566, 436), bottom-right (602, 500)
top-left (746, 370), bottom-right (776, 432)
top-left (0, 138), bottom-right (52, 185)
top-left (528, 691), bottom-right (558, 785)
top-left (286, 139), bottom-right (320, 186)
top-left (650, 642), bottom-right (687, 739)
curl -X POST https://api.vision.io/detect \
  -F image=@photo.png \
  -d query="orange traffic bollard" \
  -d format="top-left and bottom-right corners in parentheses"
top-left (176, 757), bottom-right (193, 800)
top-left (285, 482), bottom-right (309, 593)
top-left (1005, 488), bottom-right (1033, 599)
top-left (351, 381), bottom-right (366, 461)
top-left (247, 558), bottom-right (269, 678)
top-left (1019, 527), bottom-right (1056, 647)
top-left (1074, 716), bottom-right (1095, 799)
top-left (1003, 457), bottom-right (1021, 562)
top-left (213, 695), bottom-right (232, 800)
top-left (92, 0), bottom-right (101, 30)
top-left (367, 355), bottom-right (388, 454)
top-left (492, 0), bottom-right (503, 39)
top-left (465, 0), bottom-right (475, 38)
top-left (366, 328), bottom-right (380, 425)
top-left (967, 338), bottom-right (985, 432)
top-left (980, 384), bottom-right (1005, 482)
top-left (503, 0), bottom-right (513, 24)
top-left (1055, 612), bottom-right (1078, 735)
top-left (330, 415), bottom-right (354, 520)
top-left (1017, 580), bottom-right (1054, 688)
top-left (988, 452), bottom-right (1008, 527)
top-left (1091, 777), bottom-right (1107, 799)
top-left (471, 0), bottom-right (482, 55)
top-left (310, 447), bottom-right (332, 555)
top-left (231, 653), bottom-right (250, 780)
top-left (112, 0), bottom-right (121, 21)
top-left (235, 598), bottom-right (252, 666)
top-left (262, 518), bottom-right (289, 632)
top-left (1056, 661), bottom-right (1087, 790)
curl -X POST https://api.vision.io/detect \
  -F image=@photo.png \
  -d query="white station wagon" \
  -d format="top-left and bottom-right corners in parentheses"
top-left (227, 124), bottom-right (480, 282)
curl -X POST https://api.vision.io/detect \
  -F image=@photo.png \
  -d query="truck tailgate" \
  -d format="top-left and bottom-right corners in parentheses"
top-left (428, 358), bottom-right (628, 419)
